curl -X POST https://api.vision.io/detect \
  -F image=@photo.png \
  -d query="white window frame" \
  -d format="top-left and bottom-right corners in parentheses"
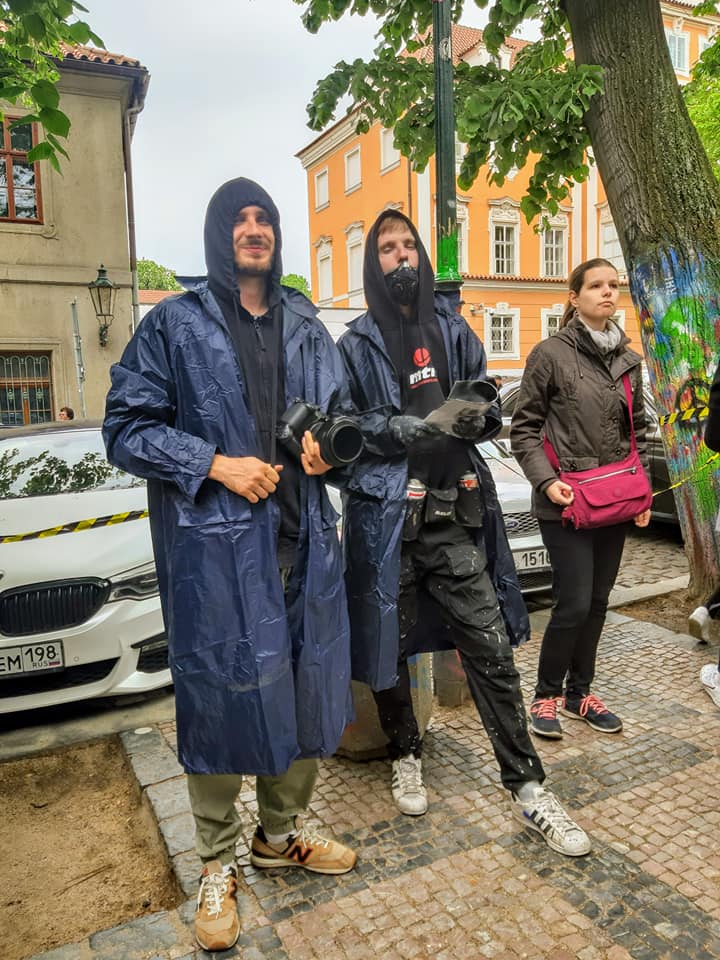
top-left (315, 237), bottom-right (333, 306)
top-left (345, 222), bottom-right (364, 308)
top-left (484, 303), bottom-right (520, 360)
top-left (457, 199), bottom-right (469, 274)
top-left (540, 221), bottom-right (567, 279)
top-left (488, 200), bottom-right (521, 277)
top-left (666, 25), bottom-right (690, 75)
top-left (314, 168), bottom-right (329, 211)
top-left (380, 128), bottom-right (400, 173)
top-left (454, 135), bottom-right (466, 175)
top-left (700, 34), bottom-right (716, 57)
top-left (599, 215), bottom-right (627, 277)
top-left (492, 223), bottom-right (518, 276)
top-left (344, 146), bottom-right (361, 194)
top-left (541, 305), bottom-right (564, 340)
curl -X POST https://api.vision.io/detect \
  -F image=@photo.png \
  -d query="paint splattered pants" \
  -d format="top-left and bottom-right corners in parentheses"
top-left (372, 520), bottom-right (544, 791)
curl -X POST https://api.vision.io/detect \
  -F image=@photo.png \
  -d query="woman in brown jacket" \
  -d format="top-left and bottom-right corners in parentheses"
top-left (510, 258), bottom-right (651, 739)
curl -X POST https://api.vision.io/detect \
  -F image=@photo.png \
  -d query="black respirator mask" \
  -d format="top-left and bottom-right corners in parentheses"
top-left (384, 262), bottom-right (419, 306)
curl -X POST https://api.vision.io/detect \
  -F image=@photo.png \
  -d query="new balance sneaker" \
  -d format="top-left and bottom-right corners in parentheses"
top-left (194, 859), bottom-right (240, 952)
top-left (250, 824), bottom-right (356, 874)
top-left (391, 754), bottom-right (428, 816)
top-left (700, 664), bottom-right (720, 708)
top-left (561, 693), bottom-right (623, 733)
top-left (689, 606), bottom-right (711, 643)
top-left (529, 697), bottom-right (563, 738)
top-left (511, 785), bottom-right (591, 857)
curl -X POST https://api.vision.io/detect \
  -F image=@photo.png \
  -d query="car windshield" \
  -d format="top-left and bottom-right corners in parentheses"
top-left (0, 429), bottom-right (144, 500)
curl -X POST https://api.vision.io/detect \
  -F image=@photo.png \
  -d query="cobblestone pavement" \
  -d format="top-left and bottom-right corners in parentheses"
top-left (31, 528), bottom-right (720, 960)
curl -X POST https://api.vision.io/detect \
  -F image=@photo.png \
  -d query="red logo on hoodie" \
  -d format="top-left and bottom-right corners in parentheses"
top-left (413, 347), bottom-right (431, 367)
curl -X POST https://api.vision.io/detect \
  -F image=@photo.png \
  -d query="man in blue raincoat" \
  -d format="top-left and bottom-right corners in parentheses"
top-left (338, 210), bottom-right (590, 858)
top-left (104, 178), bottom-right (355, 952)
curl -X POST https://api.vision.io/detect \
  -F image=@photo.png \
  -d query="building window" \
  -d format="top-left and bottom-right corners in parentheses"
top-left (0, 118), bottom-right (42, 223)
top-left (666, 29), bottom-right (690, 73)
top-left (485, 305), bottom-right (519, 359)
top-left (541, 306), bottom-right (563, 339)
top-left (493, 224), bottom-right (517, 276)
top-left (314, 168), bottom-right (329, 210)
top-left (315, 239), bottom-right (333, 305)
top-left (700, 34), bottom-right (715, 57)
top-left (600, 220), bottom-right (626, 275)
top-left (454, 135), bottom-right (465, 175)
top-left (345, 147), bottom-right (361, 193)
top-left (0, 352), bottom-right (53, 425)
top-left (380, 129), bottom-right (400, 172)
top-left (457, 201), bottom-right (469, 274)
top-left (542, 227), bottom-right (566, 278)
top-left (345, 223), bottom-right (364, 308)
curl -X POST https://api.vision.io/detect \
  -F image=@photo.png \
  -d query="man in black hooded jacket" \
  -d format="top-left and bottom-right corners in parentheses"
top-left (338, 210), bottom-right (591, 859)
top-left (104, 178), bottom-right (356, 953)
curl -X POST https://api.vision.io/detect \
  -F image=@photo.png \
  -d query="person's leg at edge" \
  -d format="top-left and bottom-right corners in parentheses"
top-left (371, 547), bottom-right (427, 815)
top-left (250, 758), bottom-right (356, 874)
top-left (560, 523), bottom-right (625, 733)
top-left (186, 773), bottom-right (244, 951)
top-left (690, 583), bottom-right (720, 642)
top-left (418, 521), bottom-right (590, 857)
top-left (530, 521), bottom-right (594, 738)
top-left (698, 583), bottom-right (720, 705)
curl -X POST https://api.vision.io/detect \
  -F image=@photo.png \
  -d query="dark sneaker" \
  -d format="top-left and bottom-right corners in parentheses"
top-left (529, 697), bottom-right (563, 738)
top-left (561, 693), bottom-right (623, 733)
top-left (194, 860), bottom-right (240, 952)
top-left (250, 824), bottom-right (356, 875)
top-left (511, 785), bottom-right (591, 856)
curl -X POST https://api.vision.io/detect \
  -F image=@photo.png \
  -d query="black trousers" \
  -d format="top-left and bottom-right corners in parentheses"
top-left (372, 521), bottom-right (544, 791)
top-left (536, 520), bottom-right (627, 699)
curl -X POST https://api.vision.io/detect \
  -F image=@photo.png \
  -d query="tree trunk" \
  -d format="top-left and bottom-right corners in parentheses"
top-left (565, 0), bottom-right (720, 597)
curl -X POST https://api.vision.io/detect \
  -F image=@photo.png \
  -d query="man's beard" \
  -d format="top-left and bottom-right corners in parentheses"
top-left (235, 262), bottom-right (272, 279)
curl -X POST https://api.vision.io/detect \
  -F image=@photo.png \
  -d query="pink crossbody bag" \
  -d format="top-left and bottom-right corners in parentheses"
top-left (542, 373), bottom-right (652, 530)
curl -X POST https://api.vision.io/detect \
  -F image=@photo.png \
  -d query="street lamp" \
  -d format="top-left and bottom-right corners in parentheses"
top-left (432, 0), bottom-right (462, 296)
top-left (87, 264), bottom-right (117, 347)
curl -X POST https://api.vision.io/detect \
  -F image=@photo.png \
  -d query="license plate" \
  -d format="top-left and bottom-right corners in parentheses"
top-left (514, 548), bottom-right (550, 571)
top-left (0, 641), bottom-right (65, 678)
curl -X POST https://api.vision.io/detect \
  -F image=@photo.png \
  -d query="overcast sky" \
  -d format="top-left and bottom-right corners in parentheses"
top-left (84, 0), bottom-right (495, 280)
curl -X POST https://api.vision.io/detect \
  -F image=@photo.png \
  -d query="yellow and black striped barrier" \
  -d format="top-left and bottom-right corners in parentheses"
top-left (658, 405), bottom-right (709, 427)
top-left (0, 509), bottom-right (149, 545)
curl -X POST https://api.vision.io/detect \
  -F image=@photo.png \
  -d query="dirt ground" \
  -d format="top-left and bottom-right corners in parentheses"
top-left (614, 586), bottom-right (720, 642)
top-left (1, 737), bottom-right (182, 960)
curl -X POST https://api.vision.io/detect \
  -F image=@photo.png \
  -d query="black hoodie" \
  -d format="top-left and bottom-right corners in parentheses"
top-left (204, 177), bottom-right (300, 565)
top-left (363, 210), bottom-right (470, 489)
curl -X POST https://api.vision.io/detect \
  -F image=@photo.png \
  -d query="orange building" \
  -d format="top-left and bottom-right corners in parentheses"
top-left (297, 1), bottom-right (719, 377)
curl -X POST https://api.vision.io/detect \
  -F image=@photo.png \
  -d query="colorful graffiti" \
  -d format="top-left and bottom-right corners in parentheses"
top-left (630, 249), bottom-right (720, 534)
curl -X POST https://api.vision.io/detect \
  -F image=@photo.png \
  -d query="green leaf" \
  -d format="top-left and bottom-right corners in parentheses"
top-left (23, 13), bottom-right (47, 41)
top-left (27, 141), bottom-right (55, 162)
top-left (38, 106), bottom-right (71, 137)
top-left (31, 79), bottom-right (60, 109)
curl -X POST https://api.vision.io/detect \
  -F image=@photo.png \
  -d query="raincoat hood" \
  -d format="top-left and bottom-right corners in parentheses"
top-left (363, 209), bottom-right (435, 334)
top-left (203, 177), bottom-right (284, 301)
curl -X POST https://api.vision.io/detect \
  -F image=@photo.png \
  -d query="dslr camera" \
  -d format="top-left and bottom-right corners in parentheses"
top-left (277, 400), bottom-right (363, 468)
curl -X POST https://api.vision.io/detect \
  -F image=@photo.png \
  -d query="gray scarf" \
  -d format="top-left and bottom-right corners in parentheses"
top-left (578, 314), bottom-right (623, 355)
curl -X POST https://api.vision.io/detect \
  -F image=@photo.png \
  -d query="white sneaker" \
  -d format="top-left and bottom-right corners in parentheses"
top-left (689, 606), bottom-right (711, 643)
top-left (511, 785), bottom-right (591, 857)
top-left (700, 664), bottom-right (720, 708)
top-left (391, 754), bottom-right (428, 816)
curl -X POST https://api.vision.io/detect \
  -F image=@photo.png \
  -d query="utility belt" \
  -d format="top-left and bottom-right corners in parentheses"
top-left (403, 473), bottom-right (484, 541)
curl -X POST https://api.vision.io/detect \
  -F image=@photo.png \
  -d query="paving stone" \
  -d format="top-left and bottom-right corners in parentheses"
top-left (146, 776), bottom-right (191, 821)
top-left (31, 945), bottom-right (90, 960)
top-left (89, 912), bottom-right (179, 958)
top-left (158, 811), bottom-right (196, 857)
top-left (122, 728), bottom-right (184, 787)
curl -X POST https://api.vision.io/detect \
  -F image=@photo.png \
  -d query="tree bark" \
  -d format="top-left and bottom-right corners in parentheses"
top-left (565, 0), bottom-right (720, 596)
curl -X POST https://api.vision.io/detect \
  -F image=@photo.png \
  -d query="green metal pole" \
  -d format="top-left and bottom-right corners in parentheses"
top-left (432, 0), bottom-right (462, 291)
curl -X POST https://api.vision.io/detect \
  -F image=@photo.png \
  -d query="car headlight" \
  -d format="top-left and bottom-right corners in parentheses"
top-left (107, 561), bottom-right (159, 602)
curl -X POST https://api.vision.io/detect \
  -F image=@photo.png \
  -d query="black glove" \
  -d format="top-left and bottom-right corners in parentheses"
top-left (452, 411), bottom-right (487, 441)
top-left (388, 415), bottom-right (442, 448)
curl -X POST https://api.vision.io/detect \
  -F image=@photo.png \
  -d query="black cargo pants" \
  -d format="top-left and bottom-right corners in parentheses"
top-left (372, 520), bottom-right (544, 791)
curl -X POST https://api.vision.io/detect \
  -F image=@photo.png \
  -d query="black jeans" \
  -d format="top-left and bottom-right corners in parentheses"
top-left (372, 521), bottom-right (544, 791)
top-left (536, 520), bottom-right (627, 699)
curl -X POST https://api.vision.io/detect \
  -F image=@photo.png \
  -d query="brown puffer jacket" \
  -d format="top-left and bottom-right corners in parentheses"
top-left (509, 316), bottom-right (649, 522)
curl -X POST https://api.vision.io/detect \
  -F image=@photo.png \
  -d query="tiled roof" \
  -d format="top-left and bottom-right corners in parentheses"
top-left (411, 23), bottom-right (528, 67)
top-left (138, 289), bottom-right (177, 304)
top-left (61, 43), bottom-right (143, 68)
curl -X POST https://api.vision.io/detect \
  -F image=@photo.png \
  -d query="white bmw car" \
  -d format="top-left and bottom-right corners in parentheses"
top-left (0, 421), bottom-right (170, 714)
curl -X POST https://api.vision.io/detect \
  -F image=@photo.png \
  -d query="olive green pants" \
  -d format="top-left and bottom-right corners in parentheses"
top-left (186, 758), bottom-right (320, 866)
